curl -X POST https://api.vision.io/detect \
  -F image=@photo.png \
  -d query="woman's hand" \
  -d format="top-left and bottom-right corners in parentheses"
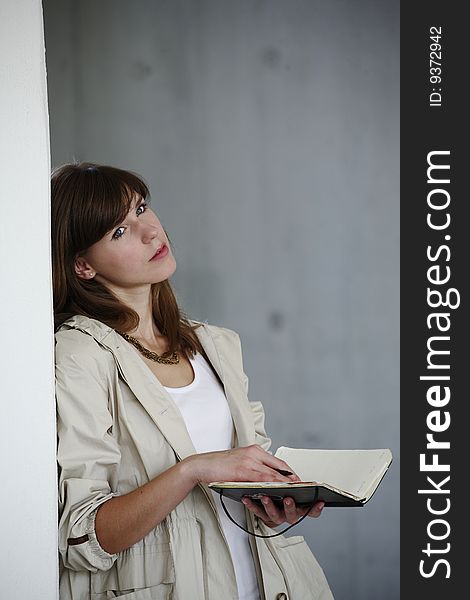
top-left (182, 444), bottom-right (300, 486)
top-left (241, 495), bottom-right (325, 528)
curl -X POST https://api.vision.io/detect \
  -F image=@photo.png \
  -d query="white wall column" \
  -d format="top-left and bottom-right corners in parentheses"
top-left (0, 1), bottom-right (57, 597)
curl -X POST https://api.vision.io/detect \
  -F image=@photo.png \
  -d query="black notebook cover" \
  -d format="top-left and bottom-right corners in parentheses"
top-left (208, 482), bottom-right (365, 508)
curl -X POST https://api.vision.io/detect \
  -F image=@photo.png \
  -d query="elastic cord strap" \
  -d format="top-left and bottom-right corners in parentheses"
top-left (218, 488), bottom-right (319, 539)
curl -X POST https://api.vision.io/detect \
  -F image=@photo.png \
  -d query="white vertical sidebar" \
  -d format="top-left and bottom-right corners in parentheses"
top-left (0, 1), bottom-right (58, 598)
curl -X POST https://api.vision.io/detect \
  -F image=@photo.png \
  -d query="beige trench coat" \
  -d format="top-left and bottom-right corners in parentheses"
top-left (56, 315), bottom-right (334, 600)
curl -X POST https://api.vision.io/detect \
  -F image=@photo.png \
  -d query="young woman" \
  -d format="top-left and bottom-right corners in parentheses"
top-left (52, 162), bottom-right (333, 600)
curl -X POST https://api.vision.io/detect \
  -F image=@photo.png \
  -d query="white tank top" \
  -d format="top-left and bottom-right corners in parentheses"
top-left (163, 352), bottom-right (260, 600)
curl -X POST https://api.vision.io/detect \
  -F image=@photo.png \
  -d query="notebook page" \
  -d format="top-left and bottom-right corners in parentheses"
top-left (275, 447), bottom-right (392, 499)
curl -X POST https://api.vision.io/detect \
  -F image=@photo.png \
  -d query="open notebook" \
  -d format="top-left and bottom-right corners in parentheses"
top-left (208, 447), bottom-right (393, 507)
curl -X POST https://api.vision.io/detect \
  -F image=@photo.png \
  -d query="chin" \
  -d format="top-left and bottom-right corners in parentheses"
top-left (167, 255), bottom-right (177, 276)
top-left (156, 258), bottom-right (177, 282)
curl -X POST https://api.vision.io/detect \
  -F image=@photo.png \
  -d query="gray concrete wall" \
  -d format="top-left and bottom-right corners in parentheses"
top-left (44, 1), bottom-right (399, 598)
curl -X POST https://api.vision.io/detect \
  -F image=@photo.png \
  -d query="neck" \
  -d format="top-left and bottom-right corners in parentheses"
top-left (105, 283), bottom-right (162, 340)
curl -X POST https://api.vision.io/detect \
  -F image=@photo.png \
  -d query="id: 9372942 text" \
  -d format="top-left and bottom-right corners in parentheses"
top-left (429, 26), bottom-right (443, 108)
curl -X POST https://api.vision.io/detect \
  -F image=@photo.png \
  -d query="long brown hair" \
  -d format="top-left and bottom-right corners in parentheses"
top-left (51, 162), bottom-right (204, 359)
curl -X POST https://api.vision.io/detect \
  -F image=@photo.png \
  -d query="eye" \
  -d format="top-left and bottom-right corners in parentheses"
top-left (111, 201), bottom-right (147, 240)
top-left (136, 202), bottom-right (147, 216)
top-left (112, 226), bottom-right (126, 240)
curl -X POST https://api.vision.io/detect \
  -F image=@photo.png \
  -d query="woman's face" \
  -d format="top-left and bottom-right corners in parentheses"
top-left (75, 194), bottom-right (176, 293)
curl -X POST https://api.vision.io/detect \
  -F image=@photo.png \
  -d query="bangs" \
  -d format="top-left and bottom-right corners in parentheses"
top-left (54, 163), bottom-right (151, 254)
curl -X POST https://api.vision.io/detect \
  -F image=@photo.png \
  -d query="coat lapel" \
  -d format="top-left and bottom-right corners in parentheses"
top-left (106, 329), bottom-right (199, 461)
top-left (195, 324), bottom-right (256, 448)
top-left (70, 318), bottom-right (256, 462)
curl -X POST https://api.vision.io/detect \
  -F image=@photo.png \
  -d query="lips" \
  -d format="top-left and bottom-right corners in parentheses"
top-left (150, 244), bottom-right (168, 260)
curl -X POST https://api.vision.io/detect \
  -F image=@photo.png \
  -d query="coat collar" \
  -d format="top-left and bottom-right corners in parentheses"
top-left (60, 316), bottom-right (255, 463)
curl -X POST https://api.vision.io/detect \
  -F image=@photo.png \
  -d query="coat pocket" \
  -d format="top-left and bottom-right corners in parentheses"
top-left (91, 539), bottom-right (175, 598)
top-left (268, 535), bottom-right (334, 600)
top-left (97, 583), bottom-right (173, 599)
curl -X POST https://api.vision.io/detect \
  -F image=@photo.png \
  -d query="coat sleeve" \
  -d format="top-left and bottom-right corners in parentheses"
top-left (56, 332), bottom-right (120, 573)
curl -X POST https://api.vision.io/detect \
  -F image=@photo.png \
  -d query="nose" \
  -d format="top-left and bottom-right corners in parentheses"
top-left (141, 223), bottom-right (158, 244)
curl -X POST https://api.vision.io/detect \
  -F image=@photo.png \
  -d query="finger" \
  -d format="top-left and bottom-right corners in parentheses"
top-left (241, 497), bottom-right (278, 528)
top-left (251, 465), bottom-right (290, 483)
top-left (241, 497), bottom-right (268, 520)
top-left (251, 462), bottom-right (299, 483)
top-left (307, 501), bottom-right (325, 518)
top-left (283, 497), bottom-right (300, 524)
top-left (266, 468), bottom-right (294, 482)
top-left (249, 446), bottom-right (293, 471)
top-left (260, 496), bottom-right (284, 525)
top-left (264, 453), bottom-right (295, 477)
top-left (261, 455), bottom-right (301, 481)
top-left (267, 467), bottom-right (301, 482)
top-left (241, 496), bottom-right (279, 527)
top-left (273, 468), bottom-right (301, 483)
top-left (247, 446), bottom-right (301, 481)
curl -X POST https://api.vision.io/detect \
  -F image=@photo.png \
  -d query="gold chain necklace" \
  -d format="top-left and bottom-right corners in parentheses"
top-left (118, 332), bottom-right (180, 364)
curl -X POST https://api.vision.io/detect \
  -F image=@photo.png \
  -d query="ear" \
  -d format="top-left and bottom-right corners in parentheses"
top-left (74, 256), bottom-right (96, 280)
